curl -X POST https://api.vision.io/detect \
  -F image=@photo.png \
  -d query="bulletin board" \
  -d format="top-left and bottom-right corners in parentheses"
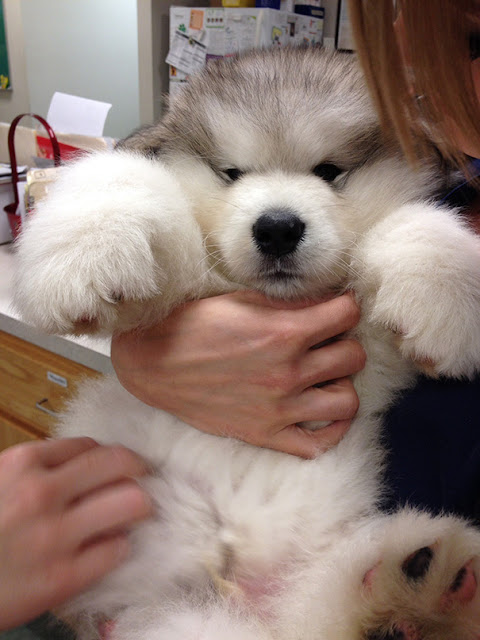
top-left (0, 0), bottom-right (10, 89)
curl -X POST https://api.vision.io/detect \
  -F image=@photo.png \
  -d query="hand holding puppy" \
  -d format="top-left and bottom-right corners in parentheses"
top-left (0, 438), bottom-right (153, 630)
top-left (111, 291), bottom-right (365, 459)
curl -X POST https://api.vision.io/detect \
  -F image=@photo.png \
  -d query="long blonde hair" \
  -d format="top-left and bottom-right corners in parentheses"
top-left (348, 0), bottom-right (480, 169)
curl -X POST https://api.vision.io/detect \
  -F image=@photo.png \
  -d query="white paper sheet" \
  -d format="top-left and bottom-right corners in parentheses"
top-left (166, 30), bottom-right (207, 75)
top-left (46, 92), bottom-right (112, 137)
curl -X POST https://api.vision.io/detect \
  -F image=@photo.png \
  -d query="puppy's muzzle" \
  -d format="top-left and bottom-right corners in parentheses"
top-left (252, 208), bottom-right (305, 257)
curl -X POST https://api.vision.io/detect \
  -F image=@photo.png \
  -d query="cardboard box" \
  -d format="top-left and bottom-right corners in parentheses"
top-left (0, 123), bottom-right (37, 166)
top-left (36, 132), bottom-right (110, 162)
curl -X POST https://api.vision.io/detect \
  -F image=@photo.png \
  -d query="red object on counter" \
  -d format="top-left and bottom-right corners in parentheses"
top-left (4, 113), bottom-right (61, 239)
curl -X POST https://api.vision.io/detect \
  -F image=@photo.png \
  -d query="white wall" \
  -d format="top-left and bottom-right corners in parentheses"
top-left (0, 0), bottom-right (140, 140)
top-left (0, 0), bottom-right (30, 126)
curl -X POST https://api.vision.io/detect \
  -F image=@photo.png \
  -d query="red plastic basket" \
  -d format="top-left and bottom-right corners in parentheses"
top-left (4, 113), bottom-right (61, 239)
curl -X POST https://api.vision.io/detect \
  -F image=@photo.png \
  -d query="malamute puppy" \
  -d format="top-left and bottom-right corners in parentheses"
top-left (14, 47), bottom-right (480, 640)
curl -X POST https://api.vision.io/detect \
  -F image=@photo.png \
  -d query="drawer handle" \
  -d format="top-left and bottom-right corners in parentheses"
top-left (35, 398), bottom-right (63, 418)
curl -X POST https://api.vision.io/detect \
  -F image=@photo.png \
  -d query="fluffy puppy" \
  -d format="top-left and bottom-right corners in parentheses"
top-left (14, 47), bottom-right (480, 640)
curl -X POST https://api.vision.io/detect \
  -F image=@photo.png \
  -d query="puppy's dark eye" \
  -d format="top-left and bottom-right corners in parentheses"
top-left (223, 168), bottom-right (244, 182)
top-left (312, 163), bottom-right (343, 183)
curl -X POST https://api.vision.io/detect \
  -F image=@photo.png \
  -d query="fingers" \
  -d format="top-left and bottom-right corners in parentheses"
top-left (42, 533), bottom-right (131, 611)
top-left (37, 437), bottom-right (100, 468)
top-left (59, 479), bottom-right (154, 550)
top-left (276, 378), bottom-right (359, 434)
top-left (295, 293), bottom-right (361, 349)
top-left (0, 438), bottom-right (101, 500)
top-left (299, 339), bottom-right (366, 389)
top-left (237, 290), bottom-right (361, 349)
top-left (299, 378), bottom-right (360, 422)
top-left (259, 378), bottom-right (360, 457)
top-left (111, 290), bottom-right (365, 460)
top-left (0, 439), bottom-right (153, 548)
top-left (0, 438), bottom-right (154, 629)
top-left (230, 377), bottom-right (359, 457)
top-left (2, 440), bottom-right (151, 510)
top-left (268, 420), bottom-right (353, 459)
top-left (73, 534), bottom-right (131, 589)
top-left (0, 437), bottom-right (98, 477)
top-left (55, 444), bottom-right (150, 505)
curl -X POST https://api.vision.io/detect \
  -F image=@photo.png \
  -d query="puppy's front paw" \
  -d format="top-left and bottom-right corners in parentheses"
top-left (15, 215), bottom-right (163, 334)
top-left (361, 205), bottom-right (480, 378)
top-left (13, 151), bottom-right (195, 334)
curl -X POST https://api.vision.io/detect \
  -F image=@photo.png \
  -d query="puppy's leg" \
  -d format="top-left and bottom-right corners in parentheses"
top-left (113, 601), bottom-right (274, 640)
top-left (356, 510), bottom-right (480, 640)
top-left (356, 203), bottom-right (480, 378)
top-left (14, 151), bottom-right (210, 334)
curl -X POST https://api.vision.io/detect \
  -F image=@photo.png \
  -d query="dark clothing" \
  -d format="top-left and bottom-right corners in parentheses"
top-left (382, 375), bottom-right (480, 521)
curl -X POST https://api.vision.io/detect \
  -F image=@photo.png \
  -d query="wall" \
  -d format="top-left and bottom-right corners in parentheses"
top-left (138, 0), bottom-right (205, 126)
top-left (0, 0), bottom-right (140, 140)
top-left (0, 0), bottom-right (30, 125)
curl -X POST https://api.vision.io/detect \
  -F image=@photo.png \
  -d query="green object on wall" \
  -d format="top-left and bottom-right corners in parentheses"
top-left (0, 0), bottom-right (10, 89)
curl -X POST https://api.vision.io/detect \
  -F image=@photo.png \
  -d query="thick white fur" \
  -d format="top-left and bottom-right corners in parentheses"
top-left (13, 49), bottom-right (480, 639)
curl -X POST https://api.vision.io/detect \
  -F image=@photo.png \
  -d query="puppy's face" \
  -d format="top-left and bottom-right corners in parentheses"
top-left (210, 169), bottom-right (351, 299)
top-left (167, 49), bottom-right (384, 299)
top-left (123, 48), bottom-right (440, 299)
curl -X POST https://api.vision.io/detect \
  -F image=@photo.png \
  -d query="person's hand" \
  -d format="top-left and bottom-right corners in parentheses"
top-left (0, 437), bottom-right (153, 630)
top-left (111, 291), bottom-right (365, 458)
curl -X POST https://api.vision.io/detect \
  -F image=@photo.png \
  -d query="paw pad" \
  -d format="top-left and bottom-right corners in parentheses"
top-left (450, 566), bottom-right (467, 593)
top-left (440, 560), bottom-right (477, 610)
top-left (108, 292), bottom-right (124, 303)
top-left (366, 623), bottom-right (420, 640)
top-left (401, 546), bottom-right (433, 582)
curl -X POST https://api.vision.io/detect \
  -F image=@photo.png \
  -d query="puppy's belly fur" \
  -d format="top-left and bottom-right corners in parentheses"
top-left (55, 315), bottom-right (413, 630)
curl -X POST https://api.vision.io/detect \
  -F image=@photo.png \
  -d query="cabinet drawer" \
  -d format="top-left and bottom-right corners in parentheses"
top-left (0, 330), bottom-right (101, 436)
top-left (0, 412), bottom-right (38, 448)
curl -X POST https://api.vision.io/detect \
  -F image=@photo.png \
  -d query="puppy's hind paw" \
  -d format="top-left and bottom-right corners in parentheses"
top-left (360, 513), bottom-right (480, 640)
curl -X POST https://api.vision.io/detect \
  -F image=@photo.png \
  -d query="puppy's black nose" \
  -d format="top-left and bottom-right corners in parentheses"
top-left (252, 209), bottom-right (305, 257)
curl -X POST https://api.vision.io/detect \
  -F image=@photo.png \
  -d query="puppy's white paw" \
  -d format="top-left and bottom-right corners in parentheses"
top-left (14, 151), bottom-right (197, 334)
top-left (361, 204), bottom-right (480, 378)
top-left (16, 222), bottom-right (163, 333)
top-left (360, 511), bottom-right (480, 640)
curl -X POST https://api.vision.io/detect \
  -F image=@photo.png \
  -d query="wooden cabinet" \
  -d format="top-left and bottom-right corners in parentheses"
top-left (0, 330), bottom-right (101, 450)
top-left (0, 412), bottom-right (37, 449)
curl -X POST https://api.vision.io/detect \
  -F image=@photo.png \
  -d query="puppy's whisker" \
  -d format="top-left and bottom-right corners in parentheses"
top-left (209, 196), bottom-right (250, 214)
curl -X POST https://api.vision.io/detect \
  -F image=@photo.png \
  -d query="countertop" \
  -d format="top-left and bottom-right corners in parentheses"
top-left (0, 242), bottom-right (113, 375)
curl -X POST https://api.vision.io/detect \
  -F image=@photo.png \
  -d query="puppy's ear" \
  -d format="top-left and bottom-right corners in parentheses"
top-left (115, 123), bottom-right (164, 157)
